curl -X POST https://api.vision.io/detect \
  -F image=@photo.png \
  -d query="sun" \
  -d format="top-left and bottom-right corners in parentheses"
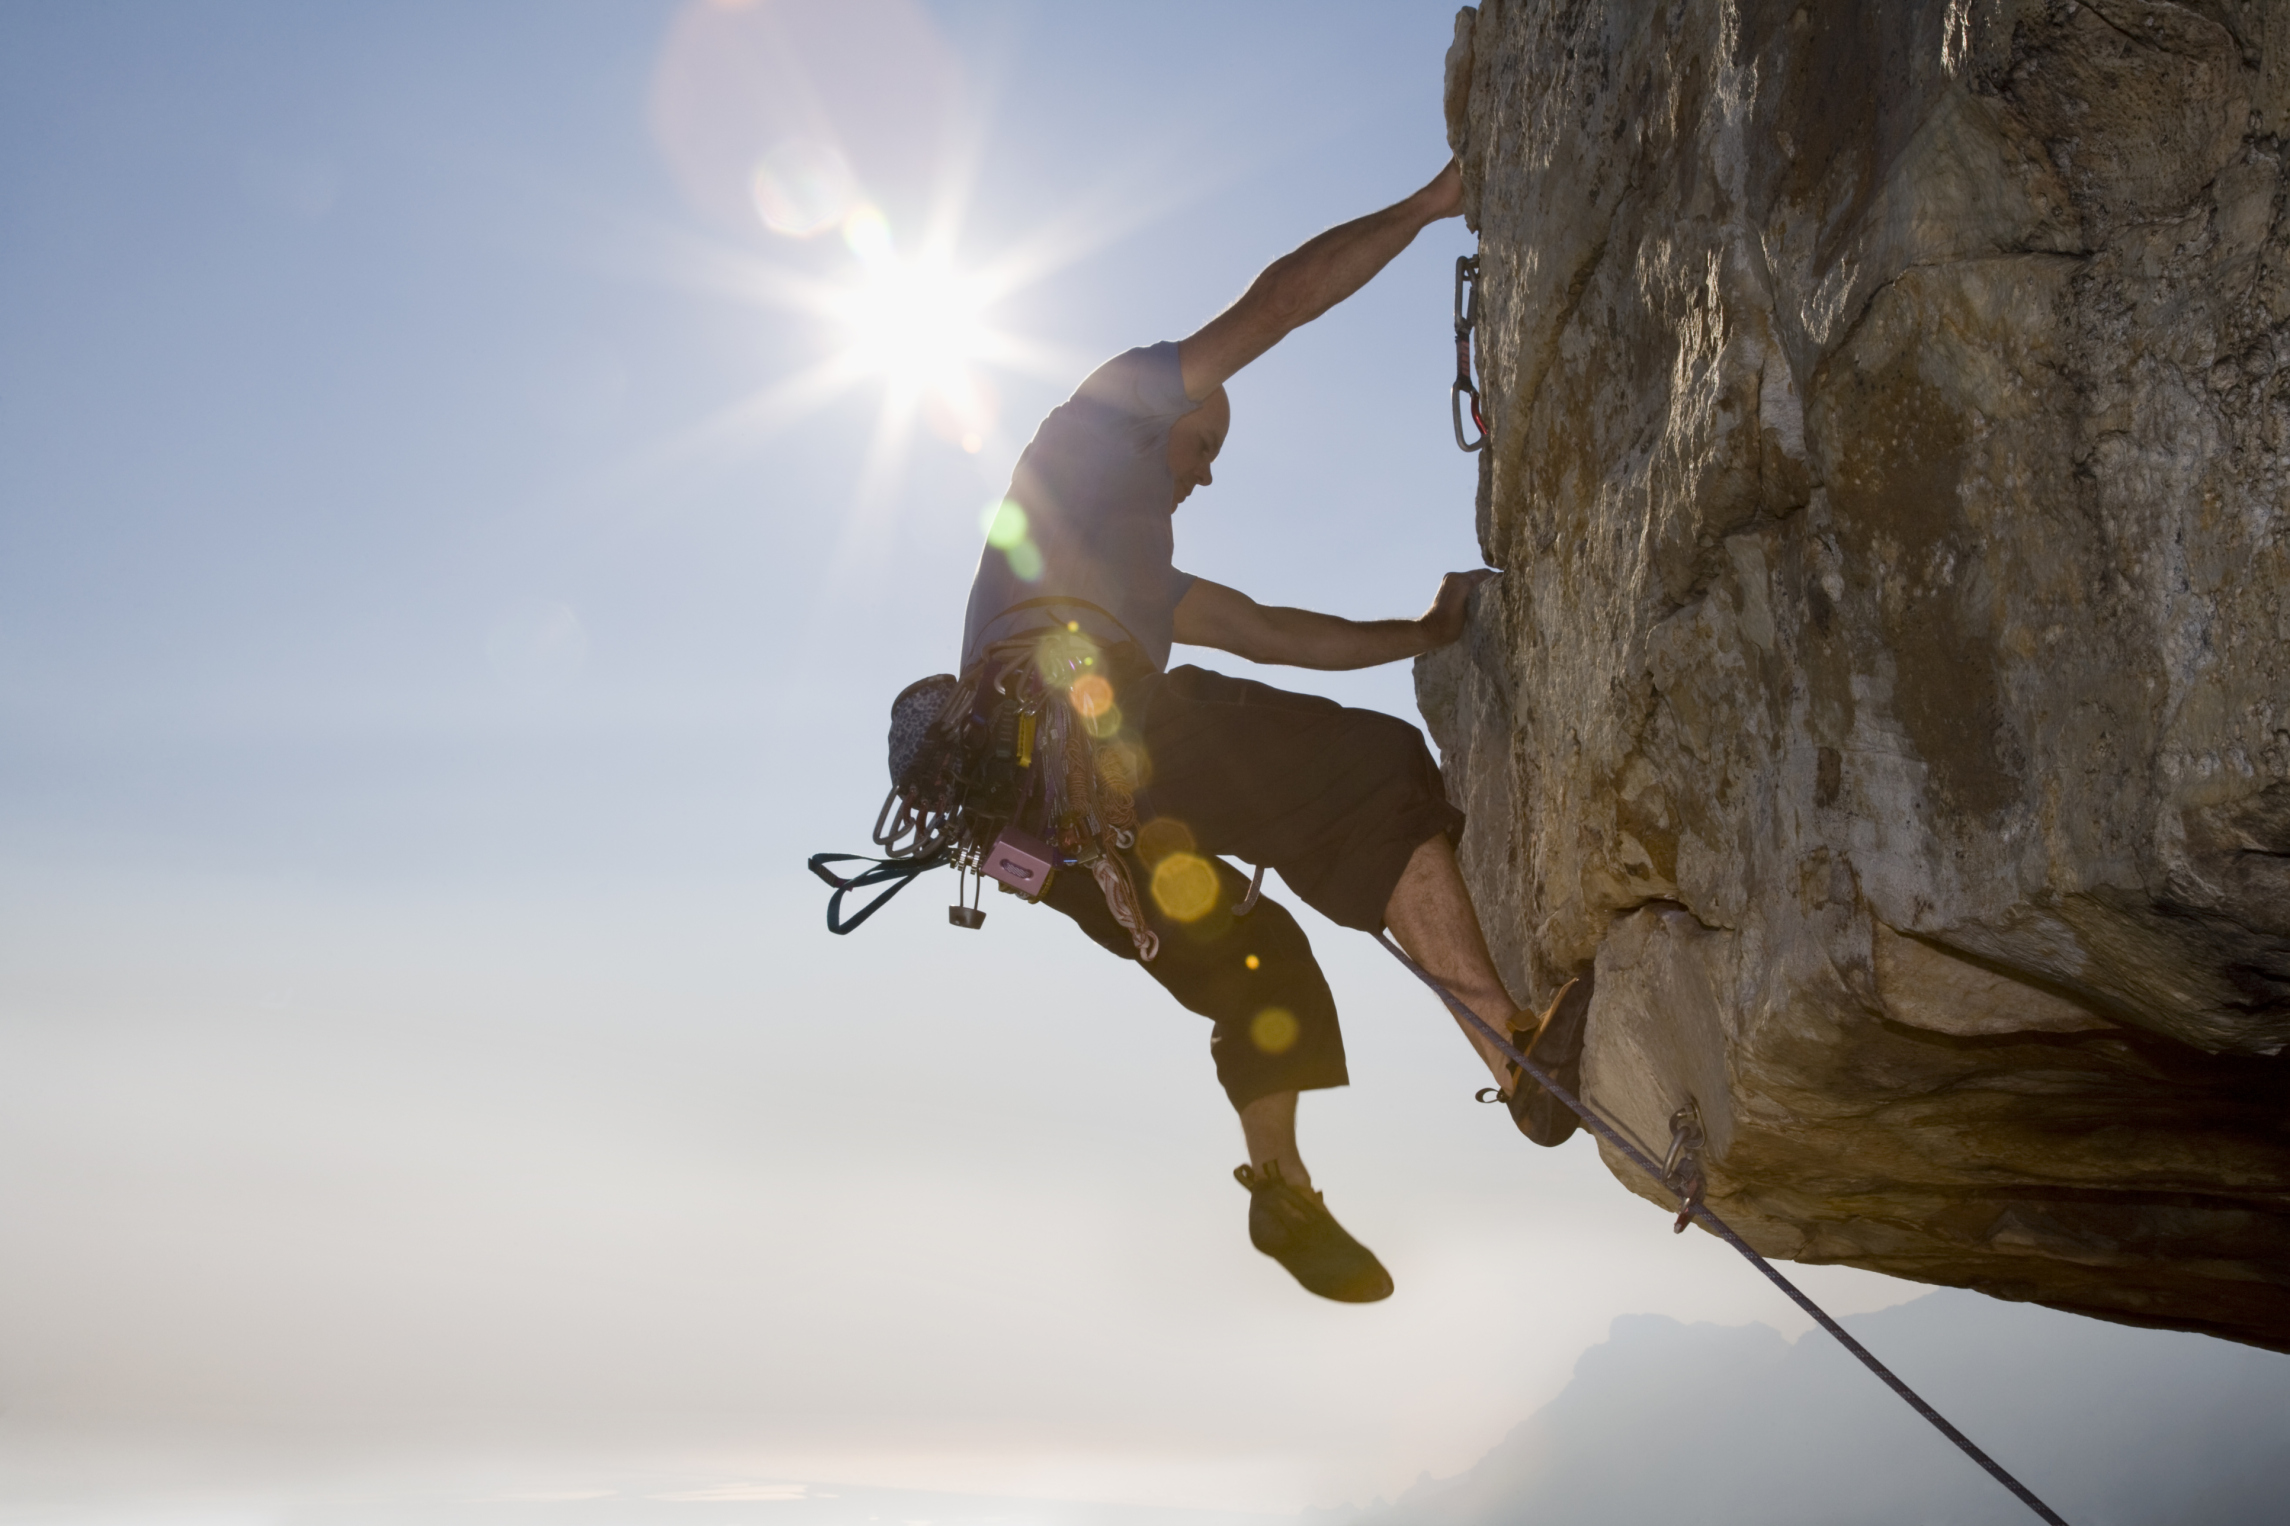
top-left (638, 154), bottom-right (1160, 494)
top-left (832, 209), bottom-right (988, 386)
top-left (815, 207), bottom-right (1001, 451)
top-left (844, 259), bottom-right (987, 384)
top-left (641, 0), bottom-right (1214, 517)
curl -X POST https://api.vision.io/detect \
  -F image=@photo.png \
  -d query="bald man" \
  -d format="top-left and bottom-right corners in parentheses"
top-left (956, 162), bottom-right (1590, 1303)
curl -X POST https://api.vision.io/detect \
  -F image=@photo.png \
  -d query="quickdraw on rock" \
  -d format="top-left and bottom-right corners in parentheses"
top-left (1452, 253), bottom-right (1486, 452)
top-left (1664, 1101), bottom-right (1707, 1235)
top-left (810, 622), bottom-right (1159, 961)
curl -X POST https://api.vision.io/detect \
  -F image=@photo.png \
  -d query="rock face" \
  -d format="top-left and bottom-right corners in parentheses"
top-left (1425, 0), bottom-right (2290, 1349)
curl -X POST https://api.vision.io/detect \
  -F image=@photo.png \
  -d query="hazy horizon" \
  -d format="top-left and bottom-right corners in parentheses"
top-left (8, 1289), bottom-right (2284, 1522)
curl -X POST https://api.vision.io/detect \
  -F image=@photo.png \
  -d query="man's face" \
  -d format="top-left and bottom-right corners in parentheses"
top-left (1166, 388), bottom-right (1229, 509)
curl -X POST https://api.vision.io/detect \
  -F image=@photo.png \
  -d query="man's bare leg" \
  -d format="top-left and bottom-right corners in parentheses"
top-left (1238, 835), bottom-right (1557, 1192)
top-left (1383, 834), bottom-right (1529, 1088)
top-left (1232, 1086), bottom-right (1389, 1301)
top-left (1238, 1090), bottom-right (1311, 1190)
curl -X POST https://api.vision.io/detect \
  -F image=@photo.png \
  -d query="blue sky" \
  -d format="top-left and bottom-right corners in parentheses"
top-left (0, 2), bottom-right (2215, 1519)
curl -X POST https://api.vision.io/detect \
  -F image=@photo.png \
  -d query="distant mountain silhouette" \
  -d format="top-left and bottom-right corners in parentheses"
top-left (1328, 1291), bottom-right (2290, 1526)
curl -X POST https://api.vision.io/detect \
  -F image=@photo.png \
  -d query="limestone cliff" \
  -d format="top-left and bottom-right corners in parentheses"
top-left (1423, 0), bottom-right (2290, 1349)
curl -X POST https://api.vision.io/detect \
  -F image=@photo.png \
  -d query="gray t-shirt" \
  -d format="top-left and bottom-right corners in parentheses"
top-left (959, 342), bottom-right (1199, 672)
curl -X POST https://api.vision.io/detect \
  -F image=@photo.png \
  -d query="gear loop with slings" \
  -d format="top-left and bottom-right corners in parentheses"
top-left (829, 626), bottom-right (1161, 960)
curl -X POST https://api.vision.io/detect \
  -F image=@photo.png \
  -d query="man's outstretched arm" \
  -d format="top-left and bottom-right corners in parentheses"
top-left (1171, 569), bottom-right (1496, 671)
top-left (1177, 162), bottom-right (1463, 402)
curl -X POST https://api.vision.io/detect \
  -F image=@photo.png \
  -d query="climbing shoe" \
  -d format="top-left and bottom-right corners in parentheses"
top-left (1233, 1162), bottom-right (1393, 1303)
top-left (1501, 970), bottom-right (1595, 1148)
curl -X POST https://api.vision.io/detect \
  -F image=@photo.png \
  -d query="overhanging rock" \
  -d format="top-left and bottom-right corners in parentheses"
top-left (1421, 0), bottom-right (2290, 1349)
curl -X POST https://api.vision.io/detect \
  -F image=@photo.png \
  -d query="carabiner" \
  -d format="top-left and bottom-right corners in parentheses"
top-left (1664, 1101), bottom-right (1707, 1235)
top-left (1451, 254), bottom-right (1487, 452)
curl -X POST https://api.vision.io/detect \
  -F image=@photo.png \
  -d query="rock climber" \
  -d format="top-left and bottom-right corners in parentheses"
top-left (957, 161), bottom-right (1593, 1303)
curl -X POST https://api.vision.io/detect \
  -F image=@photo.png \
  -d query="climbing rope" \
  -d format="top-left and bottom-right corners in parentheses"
top-left (1372, 931), bottom-right (2072, 1526)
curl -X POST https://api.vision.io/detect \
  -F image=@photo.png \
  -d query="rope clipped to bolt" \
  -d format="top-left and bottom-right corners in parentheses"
top-left (1372, 931), bottom-right (2072, 1526)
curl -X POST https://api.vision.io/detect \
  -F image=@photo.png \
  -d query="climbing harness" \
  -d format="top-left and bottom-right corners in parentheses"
top-left (1372, 931), bottom-right (2073, 1526)
top-left (811, 611), bottom-right (1158, 960)
top-left (1451, 254), bottom-right (1487, 452)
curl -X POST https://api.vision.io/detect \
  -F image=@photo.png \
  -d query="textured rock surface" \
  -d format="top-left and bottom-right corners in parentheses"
top-left (1424, 0), bottom-right (2290, 1348)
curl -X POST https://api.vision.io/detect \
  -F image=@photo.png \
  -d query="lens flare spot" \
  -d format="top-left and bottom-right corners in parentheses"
top-left (1133, 816), bottom-right (1194, 864)
top-left (841, 204), bottom-right (895, 266)
top-left (1151, 851), bottom-right (1220, 923)
top-left (1250, 1007), bottom-right (1300, 1055)
top-left (1245, 954), bottom-right (1261, 971)
top-left (1069, 674), bottom-right (1114, 719)
top-left (1005, 541), bottom-right (1044, 581)
top-left (982, 498), bottom-right (1028, 548)
top-left (647, 0), bottom-right (963, 230)
top-left (1097, 738), bottom-right (1149, 793)
top-left (923, 366), bottom-right (999, 449)
top-left (1027, 627), bottom-right (1100, 683)
top-left (750, 137), bottom-right (855, 236)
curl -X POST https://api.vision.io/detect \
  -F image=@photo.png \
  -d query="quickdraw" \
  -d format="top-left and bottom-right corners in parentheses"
top-left (1452, 253), bottom-right (1487, 452)
top-left (1663, 1101), bottom-right (1707, 1235)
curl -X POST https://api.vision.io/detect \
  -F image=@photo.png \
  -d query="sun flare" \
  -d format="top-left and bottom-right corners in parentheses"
top-left (807, 205), bottom-right (1003, 451)
top-left (840, 259), bottom-right (987, 385)
top-left (646, 0), bottom-right (1208, 513)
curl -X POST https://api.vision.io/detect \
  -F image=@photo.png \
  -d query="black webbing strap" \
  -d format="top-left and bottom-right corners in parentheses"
top-left (977, 594), bottom-right (1144, 654)
top-left (808, 852), bottom-right (943, 935)
top-left (1372, 931), bottom-right (2072, 1526)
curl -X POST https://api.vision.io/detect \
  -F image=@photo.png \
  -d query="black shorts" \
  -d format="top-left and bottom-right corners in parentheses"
top-left (1043, 663), bottom-right (1465, 1110)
